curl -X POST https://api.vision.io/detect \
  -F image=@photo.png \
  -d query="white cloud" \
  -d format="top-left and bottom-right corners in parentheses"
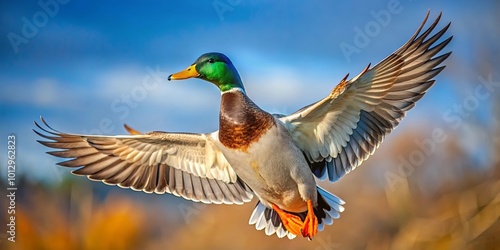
top-left (96, 64), bottom-right (220, 111)
top-left (244, 64), bottom-right (340, 116)
top-left (33, 78), bottom-right (58, 105)
top-left (0, 76), bottom-right (81, 110)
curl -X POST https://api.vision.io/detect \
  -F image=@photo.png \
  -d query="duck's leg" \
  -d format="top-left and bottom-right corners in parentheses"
top-left (271, 203), bottom-right (303, 236)
top-left (301, 200), bottom-right (318, 239)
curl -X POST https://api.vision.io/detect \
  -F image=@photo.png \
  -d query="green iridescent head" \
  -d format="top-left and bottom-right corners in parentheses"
top-left (168, 52), bottom-right (244, 92)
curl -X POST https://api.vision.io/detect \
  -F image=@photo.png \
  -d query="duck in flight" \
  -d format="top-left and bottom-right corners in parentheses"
top-left (34, 12), bottom-right (452, 240)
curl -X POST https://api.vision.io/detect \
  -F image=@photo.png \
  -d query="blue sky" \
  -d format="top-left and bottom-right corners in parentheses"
top-left (1, 0), bottom-right (499, 182)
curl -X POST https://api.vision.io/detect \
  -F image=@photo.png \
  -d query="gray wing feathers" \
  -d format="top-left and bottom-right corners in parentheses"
top-left (34, 118), bottom-right (253, 204)
top-left (280, 12), bottom-right (452, 182)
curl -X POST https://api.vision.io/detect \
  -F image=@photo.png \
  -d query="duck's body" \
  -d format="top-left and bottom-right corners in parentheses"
top-left (35, 12), bottom-right (452, 240)
top-left (216, 89), bottom-right (317, 213)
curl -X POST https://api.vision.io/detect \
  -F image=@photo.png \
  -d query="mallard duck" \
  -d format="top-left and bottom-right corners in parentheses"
top-left (34, 12), bottom-right (451, 240)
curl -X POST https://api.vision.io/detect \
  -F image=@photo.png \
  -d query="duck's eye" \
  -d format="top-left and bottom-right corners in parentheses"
top-left (208, 58), bottom-right (215, 63)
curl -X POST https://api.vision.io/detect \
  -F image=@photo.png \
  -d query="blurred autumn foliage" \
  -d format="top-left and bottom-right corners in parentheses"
top-left (1, 125), bottom-right (499, 250)
top-left (1, 180), bottom-right (147, 250)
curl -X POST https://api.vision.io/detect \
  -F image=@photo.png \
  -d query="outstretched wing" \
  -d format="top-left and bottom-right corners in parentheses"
top-left (34, 117), bottom-right (253, 204)
top-left (279, 12), bottom-right (452, 182)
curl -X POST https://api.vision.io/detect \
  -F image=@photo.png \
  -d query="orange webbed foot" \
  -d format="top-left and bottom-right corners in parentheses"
top-left (301, 200), bottom-right (318, 240)
top-left (271, 204), bottom-right (303, 236)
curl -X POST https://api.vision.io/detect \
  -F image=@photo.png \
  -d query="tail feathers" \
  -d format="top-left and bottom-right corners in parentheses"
top-left (316, 186), bottom-right (345, 231)
top-left (248, 186), bottom-right (345, 239)
top-left (249, 202), bottom-right (297, 239)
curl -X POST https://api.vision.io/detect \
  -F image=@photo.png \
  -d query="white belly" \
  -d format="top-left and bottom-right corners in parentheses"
top-left (217, 121), bottom-right (317, 213)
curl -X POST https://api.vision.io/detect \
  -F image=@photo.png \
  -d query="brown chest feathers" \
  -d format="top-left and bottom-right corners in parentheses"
top-left (219, 90), bottom-right (275, 151)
